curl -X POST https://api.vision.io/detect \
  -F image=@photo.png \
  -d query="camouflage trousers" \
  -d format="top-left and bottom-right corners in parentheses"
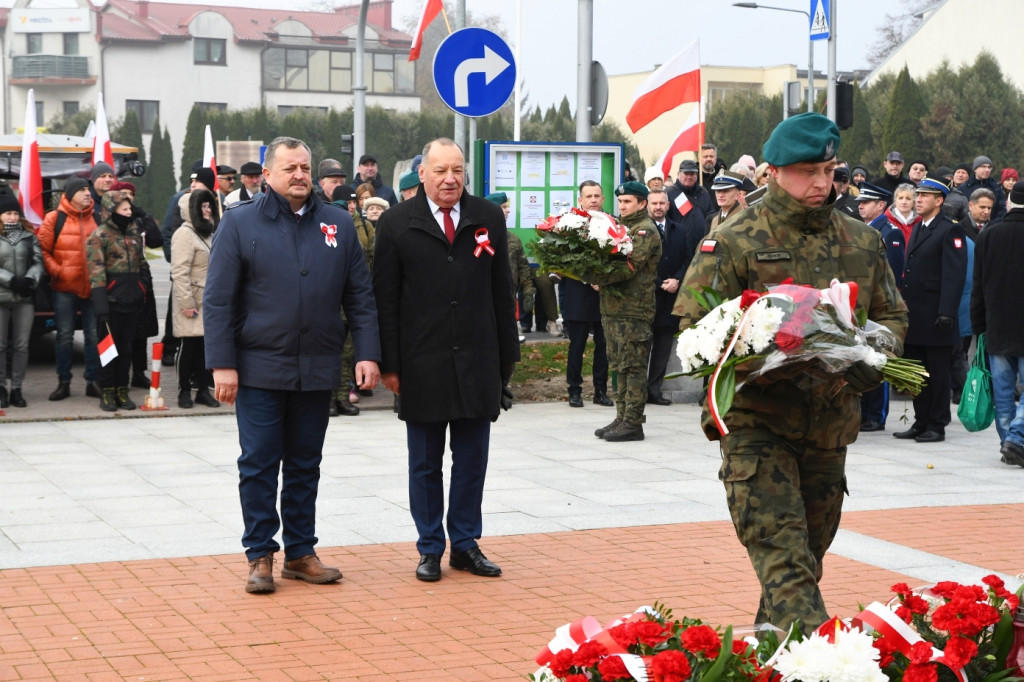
top-left (337, 314), bottom-right (354, 401)
top-left (603, 317), bottom-right (653, 425)
top-left (719, 429), bottom-right (847, 630)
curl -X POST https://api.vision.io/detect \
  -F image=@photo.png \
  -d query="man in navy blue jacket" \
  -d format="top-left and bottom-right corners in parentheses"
top-left (205, 137), bottom-right (381, 594)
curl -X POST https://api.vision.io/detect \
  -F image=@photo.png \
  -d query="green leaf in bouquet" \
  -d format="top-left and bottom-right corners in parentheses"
top-left (697, 625), bottom-right (734, 682)
top-left (715, 364), bottom-right (737, 417)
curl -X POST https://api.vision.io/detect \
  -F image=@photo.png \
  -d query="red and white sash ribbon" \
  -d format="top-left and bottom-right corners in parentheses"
top-left (474, 228), bottom-right (495, 257)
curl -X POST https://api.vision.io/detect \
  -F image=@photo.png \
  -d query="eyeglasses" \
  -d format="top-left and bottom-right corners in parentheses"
top-left (219, 176), bottom-right (236, 182)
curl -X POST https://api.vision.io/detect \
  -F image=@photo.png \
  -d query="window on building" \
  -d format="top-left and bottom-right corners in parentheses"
top-left (278, 105), bottom-right (328, 117)
top-left (27, 34), bottom-right (42, 54)
top-left (262, 47), bottom-right (413, 95)
top-left (194, 38), bottom-right (226, 65)
top-left (35, 101), bottom-right (44, 125)
top-left (63, 101), bottom-right (79, 117)
top-left (63, 33), bottom-right (79, 56)
top-left (125, 100), bottom-right (159, 134)
top-left (197, 102), bottom-right (227, 112)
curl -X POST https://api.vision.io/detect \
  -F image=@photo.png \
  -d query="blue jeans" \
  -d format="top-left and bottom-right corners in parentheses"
top-left (52, 291), bottom-right (98, 383)
top-left (988, 354), bottom-right (1024, 447)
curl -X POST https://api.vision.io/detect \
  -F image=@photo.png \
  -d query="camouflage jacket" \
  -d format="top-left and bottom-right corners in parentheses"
top-left (353, 212), bottom-right (375, 272)
top-left (86, 218), bottom-right (150, 315)
top-left (673, 180), bottom-right (908, 449)
top-left (583, 209), bottom-right (662, 321)
top-left (508, 232), bottom-right (535, 297)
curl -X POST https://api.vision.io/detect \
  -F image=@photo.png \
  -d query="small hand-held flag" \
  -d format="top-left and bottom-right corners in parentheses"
top-left (98, 328), bottom-right (119, 367)
top-left (203, 125), bottom-right (219, 193)
top-left (18, 89), bottom-right (44, 226)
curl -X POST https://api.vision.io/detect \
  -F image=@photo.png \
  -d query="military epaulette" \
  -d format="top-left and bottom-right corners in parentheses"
top-left (224, 199), bottom-right (253, 210)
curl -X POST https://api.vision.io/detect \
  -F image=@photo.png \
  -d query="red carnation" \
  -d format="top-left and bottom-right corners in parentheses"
top-left (609, 622), bottom-right (638, 651)
top-left (680, 624), bottom-right (721, 657)
top-left (908, 641), bottom-right (935, 665)
top-left (573, 640), bottom-right (609, 668)
top-left (892, 582), bottom-right (913, 597)
top-left (982, 574), bottom-right (1005, 591)
top-left (650, 649), bottom-right (692, 682)
top-left (565, 675), bottom-right (589, 682)
top-left (597, 655), bottom-right (632, 681)
top-left (874, 636), bottom-right (900, 668)
top-left (632, 620), bottom-right (672, 648)
top-left (903, 662), bottom-right (939, 682)
top-left (931, 581), bottom-right (961, 599)
top-left (549, 649), bottom-right (576, 678)
top-left (740, 290), bottom-right (763, 310)
top-left (940, 636), bottom-right (978, 670)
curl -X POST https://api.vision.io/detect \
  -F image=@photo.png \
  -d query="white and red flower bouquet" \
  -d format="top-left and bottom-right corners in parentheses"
top-left (675, 278), bottom-right (927, 435)
top-left (530, 208), bottom-right (634, 282)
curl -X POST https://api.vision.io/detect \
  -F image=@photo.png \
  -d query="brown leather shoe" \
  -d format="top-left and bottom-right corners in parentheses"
top-left (246, 554), bottom-right (276, 594)
top-left (281, 554), bottom-right (342, 584)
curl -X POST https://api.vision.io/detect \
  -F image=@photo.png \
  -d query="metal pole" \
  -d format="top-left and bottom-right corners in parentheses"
top-left (807, 39), bottom-right (814, 112)
top-left (453, 0), bottom-right (466, 152)
top-left (827, 0), bottom-right (837, 121)
top-left (576, 0), bottom-right (593, 142)
top-left (513, 0), bottom-right (522, 141)
top-left (467, 117), bottom-right (476, 191)
top-left (353, 0), bottom-right (369, 169)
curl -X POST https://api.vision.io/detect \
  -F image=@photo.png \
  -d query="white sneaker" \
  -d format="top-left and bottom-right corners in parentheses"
top-left (546, 320), bottom-right (561, 337)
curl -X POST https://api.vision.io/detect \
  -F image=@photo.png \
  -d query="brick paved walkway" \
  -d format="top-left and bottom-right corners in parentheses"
top-left (2, 504), bottom-right (1020, 681)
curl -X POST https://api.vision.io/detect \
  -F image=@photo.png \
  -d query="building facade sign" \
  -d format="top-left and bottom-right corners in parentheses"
top-left (10, 9), bottom-right (91, 34)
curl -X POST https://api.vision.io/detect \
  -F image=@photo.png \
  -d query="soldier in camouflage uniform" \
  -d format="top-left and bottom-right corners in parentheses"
top-left (673, 113), bottom-right (908, 629)
top-left (584, 181), bottom-right (662, 442)
top-left (487, 193), bottom-right (536, 322)
top-left (86, 190), bottom-right (152, 412)
top-left (330, 186), bottom-right (370, 416)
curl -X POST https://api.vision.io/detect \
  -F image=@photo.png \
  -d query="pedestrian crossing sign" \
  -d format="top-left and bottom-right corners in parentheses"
top-left (810, 0), bottom-right (830, 41)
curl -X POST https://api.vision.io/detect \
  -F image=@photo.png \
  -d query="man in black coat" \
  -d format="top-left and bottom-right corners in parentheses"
top-left (350, 153), bottom-right (398, 207)
top-left (876, 151), bottom-right (912, 198)
top-left (646, 188), bottom-right (701, 405)
top-left (666, 159), bottom-right (713, 225)
top-left (970, 181), bottom-right (1024, 466)
top-left (373, 138), bottom-right (520, 582)
top-left (961, 155), bottom-right (1007, 223)
top-left (563, 180), bottom-right (613, 408)
top-left (894, 178), bottom-right (968, 443)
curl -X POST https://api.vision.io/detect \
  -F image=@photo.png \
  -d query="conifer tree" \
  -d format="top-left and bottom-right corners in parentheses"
top-left (881, 66), bottom-right (926, 164)
top-left (179, 104), bottom-right (205, 187)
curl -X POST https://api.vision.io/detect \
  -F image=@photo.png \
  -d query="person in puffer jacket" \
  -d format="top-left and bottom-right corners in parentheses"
top-left (86, 190), bottom-right (151, 412)
top-left (0, 192), bottom-right (42, 408)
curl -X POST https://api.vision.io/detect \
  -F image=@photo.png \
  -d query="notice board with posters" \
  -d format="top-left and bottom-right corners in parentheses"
top-left (474, 140), bottom-right (624, 244)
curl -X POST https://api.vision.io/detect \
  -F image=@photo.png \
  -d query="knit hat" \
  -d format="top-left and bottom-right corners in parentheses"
top-left (1001, 168), bottom-right (1019, 183)
top-left (762, 112), bottom-right (840, 167)
top-left (63, 177), bottom-right (89, 200)
top-left (973, 155), bottom-right (993, 171)
top-left (1010, 181), bottom-right (1024, 205)
top-left (934, 166), bottom-right (953, 181)
top-left (363, 197), bottom-right (389, 211)
top-left (0, 191), bottom-right (23, 217)
top-left (850, 165), bottom-right (869, 180)
top-left (954, 163), bottom-right (972, 175)
top-left (90, 161), bottom-right (115, 182)
top-left (643, 167), bottom-right (664, 183)
top-left (193, 168), bottom-right (216, 192)
top-left (331, 185), bottom-right (356, 203)
top-left (737, 154), bottom-right (757, 172)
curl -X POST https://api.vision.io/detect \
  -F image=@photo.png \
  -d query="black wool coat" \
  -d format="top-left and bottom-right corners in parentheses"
top-left (900, 212), bottom-right (968, 347)
top-left (971, 210), bottom-right (1024, 357)
top-left (653, 213), bottom-right (702, 328)
top-left (372, 189), bottom-right (520, 422)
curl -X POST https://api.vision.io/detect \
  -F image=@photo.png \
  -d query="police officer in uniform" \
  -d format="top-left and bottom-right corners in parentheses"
top-left (585, 181), bottom-right (662, 442)
top-left (673, 113), bottom-right (908, 629)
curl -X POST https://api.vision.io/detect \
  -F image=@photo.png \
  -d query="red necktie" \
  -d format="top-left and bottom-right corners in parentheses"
top-left (441, 207), bottom-right (455, 244)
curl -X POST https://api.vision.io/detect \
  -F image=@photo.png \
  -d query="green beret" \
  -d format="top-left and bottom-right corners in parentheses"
top-left (398, 171), bottom-right (419, 192)
top-left (762, 112), bottom-right (840, 167)
top-left (614, 180), bottom-right (648, 199)
top-left (485, 192), bottom-right (508, 205)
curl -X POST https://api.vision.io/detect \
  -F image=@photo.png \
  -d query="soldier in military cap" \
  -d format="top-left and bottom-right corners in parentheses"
top-left (674, 112), bottom-right (908, 629)
top-left (585, 181), bottom-right (662, 442)
top-left (707, 170), bottom-right (746, 233)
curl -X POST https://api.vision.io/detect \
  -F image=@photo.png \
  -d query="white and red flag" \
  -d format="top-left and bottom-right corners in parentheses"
top-left (409, 0), bottom-right (444, 61)
top-left (625, 40), bottom-right (701, 133)
top-left (203, 125), bottom-right (219, 192)
top-left (92, 93), bottom-right (113, 167)
top-left (98, 330), bottom-right (118, 367)
top-left (18, 89), bottom-right (44, 226)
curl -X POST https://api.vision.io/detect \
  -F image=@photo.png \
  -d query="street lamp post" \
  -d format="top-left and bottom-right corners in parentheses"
top-left (733, 2), bottom-right (813, 113)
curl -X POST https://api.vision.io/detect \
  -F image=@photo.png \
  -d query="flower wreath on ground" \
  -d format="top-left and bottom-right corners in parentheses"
top-left (673, 278), bottom-right (927, 435)
top-left (529, 208), bottom-right (634, 285)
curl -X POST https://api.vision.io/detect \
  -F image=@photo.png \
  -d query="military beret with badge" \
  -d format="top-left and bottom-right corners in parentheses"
top-left (614, 180), bottom-right (649, 198)
top-left (762, 112), bottom-right (841, 167)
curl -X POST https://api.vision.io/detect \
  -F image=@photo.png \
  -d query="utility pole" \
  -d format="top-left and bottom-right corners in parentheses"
top-left (576, 0), bottom-right (593, 142)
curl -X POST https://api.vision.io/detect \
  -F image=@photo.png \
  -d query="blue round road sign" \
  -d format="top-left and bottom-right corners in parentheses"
top-left (433, 27), bottom-right (516, 118)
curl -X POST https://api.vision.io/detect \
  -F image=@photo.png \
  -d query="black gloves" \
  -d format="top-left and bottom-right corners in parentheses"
top-left (95, 314), bottom-right (110, 332)
top-left (500, 384), bottom-right (513, 411)
top-left (844, 361), bottom-right (884, 393)
top-left (9, 276), bottom-right (34, 297)
top-left (934, 315), bottom-right (955, 333)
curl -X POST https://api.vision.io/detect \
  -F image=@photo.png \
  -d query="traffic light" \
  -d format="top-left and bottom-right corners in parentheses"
top-left (835, 82), bottom-right (854, 130)
top-left (340, 133), bottom-right (353, 156)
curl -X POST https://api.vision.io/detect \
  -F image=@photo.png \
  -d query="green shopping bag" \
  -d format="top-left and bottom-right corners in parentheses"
top-left (957, 333), bottom-right (995, 432)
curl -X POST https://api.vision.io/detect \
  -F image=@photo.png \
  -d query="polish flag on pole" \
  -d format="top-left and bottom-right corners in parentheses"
top-left (625, 40), bottom-right (701, 133)
top-left (98, 330), bottom-right (118, 367)
top-left (654, 103), bottom-right (706, 182)
top-left (409, 0), bottom-right (444, 61)
top-left (92, 93), bottom-right (114, 167)
top-left (203, 125), bottom-right (219, 192)
top-left (18, 89), bottom-right (45, 226)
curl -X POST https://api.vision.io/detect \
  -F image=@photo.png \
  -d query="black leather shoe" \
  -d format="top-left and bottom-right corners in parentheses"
top-left (568, 391), bottom-right (583, 408)
top-left (85, 381), bottom-right (102, 399)
top-left (194, 390), bottom-right (220, 408)
top-left (860, 420), bottom-right (885, 432)
top-left (131, 374), bottom-right (151, 389)
top-left (416, 554), bottom-right (442, 582)
top-left (329, 400), bottom-right (339, 417)
top-left (49, 382), bottom-right (71, 401)
top-left (449, 547), bottom-right (501, 577)
top-left (9, 388), bottom-right (26, 408)
top-left (647, 393), bottom-right (671, 406)
top-left (178, 389), bottom-right (193, 409)
top-left (336, 399), bottom-right (359, 416)
top-left (999, 440), bottom-right (1024, 467)
top-left (0, 387), bottom-right (7, 408)
top-left (914, 430), bottom-right (945, 443)
top-left (593, 391), bottom-right (614, 407)
top-left (893, 426), bottom-right (923, 439)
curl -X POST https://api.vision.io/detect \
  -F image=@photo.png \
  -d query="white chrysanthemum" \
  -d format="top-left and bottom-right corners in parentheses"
top-left (585, 211), bottom-right (617, 242)
top-left (773, 633), bottom-right (835, 682)
top-left (773, 630), bottom-right (885, 682)
top-left (676, 329), bottom-right (703, 372)
top-left (556, 210), bottom-right (589, 231)
top-left (740, 305), bottom-right (785, 353)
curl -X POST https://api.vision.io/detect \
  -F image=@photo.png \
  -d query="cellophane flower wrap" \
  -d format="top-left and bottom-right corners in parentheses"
top-left (529, 208), bottom-right (634, 282)
top-left (675, 278), bottom-right (927, 435)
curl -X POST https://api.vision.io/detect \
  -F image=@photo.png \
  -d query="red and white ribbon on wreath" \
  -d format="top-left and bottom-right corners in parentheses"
top-left (607, 223), bottom-right (628, 254)
top-left (321, 222), bottom-right (338, 248)
top-left (853, 603), bottom-right (966, 682)
top-left (474, 228), bottom-right (495, 257)
top-left (534, 615), bottom-right (603, 666)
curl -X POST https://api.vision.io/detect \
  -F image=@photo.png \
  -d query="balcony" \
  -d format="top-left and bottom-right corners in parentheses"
top-left (10, 55), bottom-right (95, 85)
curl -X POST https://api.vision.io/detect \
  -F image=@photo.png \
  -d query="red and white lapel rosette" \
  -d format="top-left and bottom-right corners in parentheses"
top-left (474, 228), bottom-right (495, 257)
top-left (321, 222), bottom-right (338, 248)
